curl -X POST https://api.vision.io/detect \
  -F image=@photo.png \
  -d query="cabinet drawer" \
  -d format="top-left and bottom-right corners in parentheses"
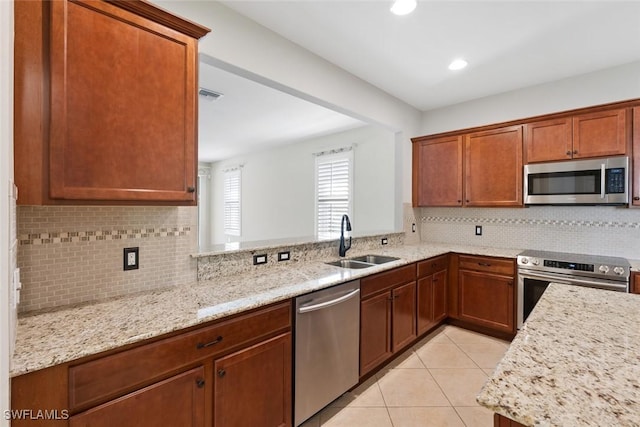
top-left (361, 264), bottom-right (416, 298)
top-left (459, 255), bottom-right (514, 276)
top-left (69, 301), bottom-right (291, 411)
top-left (417, 255), bottom-right (448, 278)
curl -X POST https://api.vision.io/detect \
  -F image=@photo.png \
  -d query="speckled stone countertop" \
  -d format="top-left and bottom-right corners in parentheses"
top-left (477, 284), bottom-right (640, 426)
top-left (11, 242), bottom-right (521, 377)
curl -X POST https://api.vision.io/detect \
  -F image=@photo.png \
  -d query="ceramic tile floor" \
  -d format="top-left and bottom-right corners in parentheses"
top-left (300, 325), bottom-right (510, 427)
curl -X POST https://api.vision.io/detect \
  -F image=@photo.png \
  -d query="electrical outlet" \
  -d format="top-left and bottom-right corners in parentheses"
top-left (253, 254), bottom-right (268, 265)
top-left (278, 251), bottom-right (290, 262)
top-left (475, 225), bottom-right (483, 236)
top-left (381, 238), bottom-right (388, 245)
top-left (124, 247), bottom-right (139, 270)
top-left (412, 223), bottom-right (416, 233)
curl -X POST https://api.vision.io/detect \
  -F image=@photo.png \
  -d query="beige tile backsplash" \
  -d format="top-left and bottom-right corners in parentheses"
top-left (416, 205), bottom-right (640, 259)
top-left (19, 203), bottom-right (639, 313)
top-left (17, 206), bottom-right (197, 313)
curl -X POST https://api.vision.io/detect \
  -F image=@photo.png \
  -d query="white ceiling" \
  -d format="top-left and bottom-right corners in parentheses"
top-left (199, 0), bottom-right (640, 162)
top-left (223, 0), bottom-right (640, 111)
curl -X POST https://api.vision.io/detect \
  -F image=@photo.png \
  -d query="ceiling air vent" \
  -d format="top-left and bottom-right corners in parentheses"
top-left (199, 88), bottom-right (224, 102)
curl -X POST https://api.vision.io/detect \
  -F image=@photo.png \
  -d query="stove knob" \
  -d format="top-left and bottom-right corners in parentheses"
top-left (520, 257), bottom-right (529, 265)
top-left (599, 265), bottom-right (610, 274)
top-left (613, 266), bottom-right (625, 275)
top-left (531, 258), bottom-right (540, 266)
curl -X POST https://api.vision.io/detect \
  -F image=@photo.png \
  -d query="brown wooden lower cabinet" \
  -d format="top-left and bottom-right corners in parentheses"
top-left (360, 291), bottom-right (393, 375)
top-left (494, 413), bottom-right (527, 427)
top-left (631, 272), bottom-right (640, 294)
top-left (11, 301), bottom-right (292, 427)
top-left (213, 333), bottom-right (291, 427)
top-left (391, 281), bottom-right (418, 351)
top-left (457, 255), bottom-right (516, 335)
top-left (69, 367), bottom-right (206, 427)
top-left (417, 255), bottom-right (448, 335)
top-left (360, 264), bottom-right (417, 377)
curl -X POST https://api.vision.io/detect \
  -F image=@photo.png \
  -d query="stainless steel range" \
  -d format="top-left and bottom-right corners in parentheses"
top-left (517, 250), bottom-right (630, 328)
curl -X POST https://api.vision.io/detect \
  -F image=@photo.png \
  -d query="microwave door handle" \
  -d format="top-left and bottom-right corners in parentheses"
top-left (600, 164), bottom-right (606, 199)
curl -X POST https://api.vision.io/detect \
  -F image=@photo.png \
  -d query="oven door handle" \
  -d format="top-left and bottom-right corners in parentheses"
top-left (519, 270), bottom-right (628, 292)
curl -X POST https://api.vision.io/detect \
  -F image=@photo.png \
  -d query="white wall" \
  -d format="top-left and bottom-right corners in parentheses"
top-left (421, 60), bottom-right (640, 135)
top-left (1, 0), bottom-right (14, 423)
top-left (156, 0), bottom-right (422, 222)
top-left (207, 125), bottom-right (395, 244)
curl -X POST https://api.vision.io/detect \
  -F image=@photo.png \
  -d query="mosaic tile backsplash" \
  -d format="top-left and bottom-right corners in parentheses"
top-left (418, 206), bottom-right (640, 259)
top-left (17, 206), bottom-right (198, 313)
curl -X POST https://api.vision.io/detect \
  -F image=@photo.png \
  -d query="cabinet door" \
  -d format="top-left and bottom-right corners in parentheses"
top-left (458, 270), bottom-right (515, 334)
top-left (631, 272), bottom-right (640, 294)
top-left (572, 109), bottom-right (628, 159)
top-left (392, 282), bottom-right (417, 352)
top-left (69, 367), bottom-right (205, 427)
top-left (413, 136), bottom-right (463, 206)
top-left (465, 126), bottom-right (523, 207)
top-left (360, 292), bottom-right (393, 376)
top-left (432, 269), bottom-right (448, 324)
top-left (214, 333), bottom-right (292, 427)
top-left (525, 118), bottom-right (573, 163)
top-left (633, 108), bottom-right (640, 206)
top-left (417, 271), bottom-right (447, 335)
top-left (48, 0), bottom-right (198, 202)
top-left (416, 276), bottom-right (434, 336)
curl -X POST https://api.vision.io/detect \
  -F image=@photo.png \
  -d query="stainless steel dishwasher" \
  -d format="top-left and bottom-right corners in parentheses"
top-left (294, 280), bottom-right (360, 426)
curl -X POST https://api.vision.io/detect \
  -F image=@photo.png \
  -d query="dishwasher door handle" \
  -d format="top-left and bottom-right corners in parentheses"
top-left (298, 289), bottom-right (360, 314)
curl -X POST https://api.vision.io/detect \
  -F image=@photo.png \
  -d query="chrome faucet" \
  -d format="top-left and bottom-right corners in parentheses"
top-left (339, 214), bottom-right (352, 257)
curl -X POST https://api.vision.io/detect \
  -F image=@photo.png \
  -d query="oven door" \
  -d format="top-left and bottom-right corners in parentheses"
top-left (517, 269), bottom-right (628, 329)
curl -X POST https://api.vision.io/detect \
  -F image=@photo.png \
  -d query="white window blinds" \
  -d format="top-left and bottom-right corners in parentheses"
top-left (223, 169), bottom-right (241, 236)
top-left (315, 152), bottom-right (352, 239)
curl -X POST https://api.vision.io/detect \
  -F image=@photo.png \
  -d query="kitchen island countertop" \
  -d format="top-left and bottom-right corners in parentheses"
top-left (477, 283), bottom-right (640, 426)
top-left (11, 242), bottom-right (520, 377)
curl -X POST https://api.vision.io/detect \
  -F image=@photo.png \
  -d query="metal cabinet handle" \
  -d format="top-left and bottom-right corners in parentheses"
top-left (197, 335), bottom-right (223, 349)
top-left (218, 369), bottom-right (226, 378)
top-left (478, 262), bottom-right (491, 267)
top-left (196, 379), bottom-right (205, 388)
top-left (573, 150), bottom-right (578, 154)
top-left (187, 186), bottom-right (196, 193)
top-left (634, 196), bottom-right (640, 201)
top-left (566, 150), bottom-right (572, 156)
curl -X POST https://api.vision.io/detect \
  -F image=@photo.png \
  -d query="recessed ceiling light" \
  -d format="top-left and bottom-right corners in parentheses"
top-left (448, 59), bottom-right (468, 71)
top-left (390, 0), bottom-right (417, 16)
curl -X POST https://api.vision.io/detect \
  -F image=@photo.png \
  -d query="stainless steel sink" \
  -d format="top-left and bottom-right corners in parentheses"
top-left (349, 255), bottom-right (400, 265)
top-left (326, 255), bottom-right (400, 269)
top-left (325, 260), bottom-right (375, 269)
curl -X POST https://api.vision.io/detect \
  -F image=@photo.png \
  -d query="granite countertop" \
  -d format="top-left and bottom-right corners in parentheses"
top-left (477, 284), bottom-right (640, 426)
top-left (11, 242), bottom-right (521, 377)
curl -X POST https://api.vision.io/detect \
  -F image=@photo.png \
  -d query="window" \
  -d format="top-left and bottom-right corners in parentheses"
top-left (315, 152), bottom-right (353, 239)
top-left (223, 169), bottom-right (241, 236)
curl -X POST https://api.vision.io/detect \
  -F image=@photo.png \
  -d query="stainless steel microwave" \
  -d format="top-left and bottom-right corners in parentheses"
top-left (524, 156), bottom-right (629, 205)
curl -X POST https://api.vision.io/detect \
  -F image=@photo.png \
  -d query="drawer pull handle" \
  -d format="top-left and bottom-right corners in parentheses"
top-left (187, 186), bottom-right (196, 193)
top-left (478, 262), bottom-right (491, 267)
top-left (218, 369), bottom-right (226, 378)
top-left (197, 336), bottom-right (223, 349)
top-left (196, 379), bottom-right (205, 388)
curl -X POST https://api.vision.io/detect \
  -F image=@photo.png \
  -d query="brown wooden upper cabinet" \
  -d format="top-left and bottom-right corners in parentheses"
top-left (14, 0), bottom-right (210, 205)
top-left (633, 107), bottom-right (640, 206)
top-left (412, 136), bottom-right (463, 206)
top-left (412, 126), bottom-right (523, 207)
top-left (464, 125), bottom-right (523, 207)
top-left (525, 108), bottom-right (628, 163)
